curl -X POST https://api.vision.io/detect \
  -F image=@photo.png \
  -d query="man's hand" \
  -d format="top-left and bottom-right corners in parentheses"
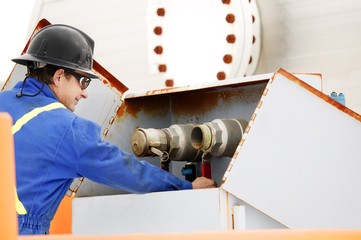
top-left (192, 176), bottom-right (217, 189)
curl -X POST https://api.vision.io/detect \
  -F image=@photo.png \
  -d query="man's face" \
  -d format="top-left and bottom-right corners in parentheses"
top-left (50, 69), bottom-right (89, 112)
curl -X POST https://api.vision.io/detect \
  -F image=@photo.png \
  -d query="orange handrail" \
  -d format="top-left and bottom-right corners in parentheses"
top-left (16, 230), bottom-right (361, 240)
top-left (0, 113), bottom-right (17, 240)
top-left (50, 195), bottom-right (73, 234)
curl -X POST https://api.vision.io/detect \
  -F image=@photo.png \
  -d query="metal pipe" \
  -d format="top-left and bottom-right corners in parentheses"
top-left (131, 124), bottom-right (202, 162)
top-left (191, 124), bottom-right (213, 151)
top-left (191, 118), bottom-right (248, 157)
top-left (131, 118), bottom-right (247, 163)
top-left (131, 128), bottom-right (168, 157)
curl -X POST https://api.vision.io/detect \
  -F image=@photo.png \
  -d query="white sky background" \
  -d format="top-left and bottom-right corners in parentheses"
top-left (0, 0), bottom-right (37, 87)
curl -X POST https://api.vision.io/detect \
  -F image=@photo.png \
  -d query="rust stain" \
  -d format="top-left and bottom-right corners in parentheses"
top-left (262, 88), bottom-right (269, 96)
top-left (145, 86), bottom-right (190, 96)
top-left (239, 138), bottom-right (245, 146)
top-left (226, 163), bottom-right (233, 172)
top-left (221, 176), bottom-right (227, 185)
top-left (244, 125), bottom-right (251, 134)
top-left (115, 82), bottom-right (265, 125)
top-left (102, 127), bottom-right (111, 138)
top-left (93, 60), bottom-right (128, 94)
top-left (171, 86), bottom-right (264, 117)
top-left (256, 100), bottom-right (263, 109)
top-left (250, 113), bottom-right (257, 121)
top-left (116, 94), bottom-right (170, 120)
top-left (171, 90), bottom-right (219, 116)
top-left (115, 102), bottom-right (126, 119)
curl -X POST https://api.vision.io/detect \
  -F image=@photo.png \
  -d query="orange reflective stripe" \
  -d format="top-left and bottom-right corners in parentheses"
top-left (11, 102), bottom-right (66, 215)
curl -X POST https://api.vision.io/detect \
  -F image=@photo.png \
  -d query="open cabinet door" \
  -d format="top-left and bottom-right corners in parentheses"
top-left (222, 69), bottom-right (361, 229)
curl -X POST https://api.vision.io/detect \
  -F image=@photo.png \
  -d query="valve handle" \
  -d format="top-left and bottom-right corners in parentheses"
top-left (150, 147), bottom-right (169, 162)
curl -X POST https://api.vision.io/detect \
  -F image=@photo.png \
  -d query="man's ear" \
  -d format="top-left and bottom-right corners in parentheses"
top-left (53, 69), bottom-right (65, 86)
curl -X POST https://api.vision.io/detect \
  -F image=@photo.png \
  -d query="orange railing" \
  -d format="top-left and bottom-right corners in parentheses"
top-left (0, 113), bottom-right (18, 240)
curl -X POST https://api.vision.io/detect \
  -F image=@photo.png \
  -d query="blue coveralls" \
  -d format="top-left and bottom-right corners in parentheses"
top-left (0, 77), bottom-right (192, 235)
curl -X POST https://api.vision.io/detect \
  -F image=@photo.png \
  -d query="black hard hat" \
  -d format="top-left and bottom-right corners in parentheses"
top-left (12, 24), bottom-right (98, 79)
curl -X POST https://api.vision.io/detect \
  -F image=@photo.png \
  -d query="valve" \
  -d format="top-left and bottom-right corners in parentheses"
top-left (191, 118), bottom-right (248, 157)
top-left (131, 118), bottom-right (248, 179)
top-left (131, 118), bottom-right (248, 161)
top-left (131, 124), bottom-right (202, 162)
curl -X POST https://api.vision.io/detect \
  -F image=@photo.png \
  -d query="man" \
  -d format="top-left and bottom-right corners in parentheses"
top-left (0, 24), bottom-right (215, 235)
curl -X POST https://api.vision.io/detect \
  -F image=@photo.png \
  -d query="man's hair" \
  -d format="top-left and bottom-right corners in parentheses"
top-left (27, 64), bottom-right (59, 85)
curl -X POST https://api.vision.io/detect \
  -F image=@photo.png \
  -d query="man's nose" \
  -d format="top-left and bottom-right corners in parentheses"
top-left (81, 89), bottom-right (88, 99)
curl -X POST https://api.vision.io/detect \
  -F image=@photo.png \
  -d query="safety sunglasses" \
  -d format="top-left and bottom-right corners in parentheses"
top-left (66, 70), bottom-right (92, 90)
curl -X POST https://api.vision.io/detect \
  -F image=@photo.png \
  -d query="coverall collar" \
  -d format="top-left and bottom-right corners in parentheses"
top-left (14, 77), bottom-right (57, 100)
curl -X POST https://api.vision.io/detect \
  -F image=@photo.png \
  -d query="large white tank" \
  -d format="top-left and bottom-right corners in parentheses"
top-left (26, 0), bottom-right (361, 114)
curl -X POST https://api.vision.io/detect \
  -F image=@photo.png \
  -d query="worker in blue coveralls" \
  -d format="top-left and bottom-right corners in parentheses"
top-left (0, 24), bottom-right (216, 235)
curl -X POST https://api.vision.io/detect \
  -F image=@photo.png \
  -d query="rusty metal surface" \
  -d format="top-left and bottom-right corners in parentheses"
top-left (78, 78), bottom-right (268, 197)
top-left (93, 60), bottom-right (128, 94)
top-left (118, 94), bottom-right (170, 119)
